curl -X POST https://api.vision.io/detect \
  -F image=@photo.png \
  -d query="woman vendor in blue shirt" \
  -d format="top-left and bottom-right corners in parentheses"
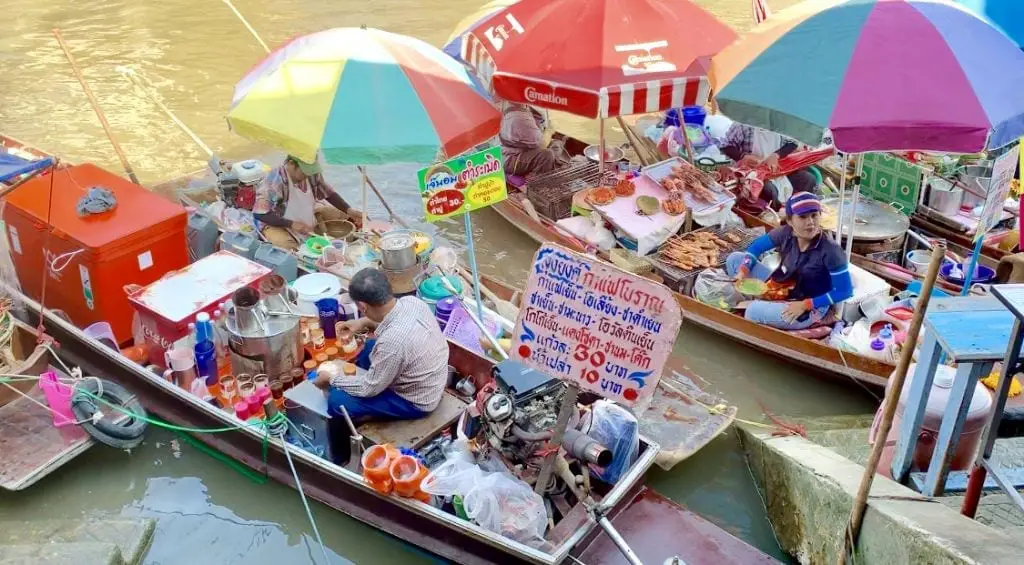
top-left (726, 192), bottom-right (854, 330)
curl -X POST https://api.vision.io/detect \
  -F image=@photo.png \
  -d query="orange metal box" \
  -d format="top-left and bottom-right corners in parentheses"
top-left (3, 163), bottom-right (188, 343)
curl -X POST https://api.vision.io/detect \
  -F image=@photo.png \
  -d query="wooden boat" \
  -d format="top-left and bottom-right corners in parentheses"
top-left (0, 133), bottom-right (776, 564)
top-left (0, 316), bottom-right (101, 491)
top-left (492, 135), bottom-right (895, 389)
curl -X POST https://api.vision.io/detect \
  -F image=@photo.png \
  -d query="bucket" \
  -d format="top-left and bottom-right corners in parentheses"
top-left (940, 262), bottom-right (996, 285)
top-left (38, 370), bottom-right (76, 427)
top-left (905, 250), bottom-right (933, 274)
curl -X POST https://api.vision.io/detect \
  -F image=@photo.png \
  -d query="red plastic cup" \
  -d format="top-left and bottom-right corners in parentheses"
top-left (234, 401), bottom-right (250, 420)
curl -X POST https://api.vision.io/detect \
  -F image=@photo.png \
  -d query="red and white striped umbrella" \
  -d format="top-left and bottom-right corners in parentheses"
top-left (460, 0), bottom-right (736, 119)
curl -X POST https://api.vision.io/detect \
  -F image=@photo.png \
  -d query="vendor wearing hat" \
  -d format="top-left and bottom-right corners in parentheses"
top-left (725, 192), bottom-right (853, 330)
top-left (253, 154), bottom-right (363, 250)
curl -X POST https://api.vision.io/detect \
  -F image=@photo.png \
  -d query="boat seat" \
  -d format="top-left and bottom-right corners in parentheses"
top-left (357, 391), bottom-right (466, 449)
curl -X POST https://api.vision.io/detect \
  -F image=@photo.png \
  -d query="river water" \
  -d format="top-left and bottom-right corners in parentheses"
top-left (0, 1), bottom-right (876, 563)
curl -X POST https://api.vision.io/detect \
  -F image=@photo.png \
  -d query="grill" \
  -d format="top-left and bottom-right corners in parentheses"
top-left (651, 226), bottom-right (761, 294)
top-left (526, 161), bottom-right (603, 220)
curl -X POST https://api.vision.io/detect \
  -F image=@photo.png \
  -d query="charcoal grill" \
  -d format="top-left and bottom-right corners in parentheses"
top-left (526, 161), bottom-right (603, 220)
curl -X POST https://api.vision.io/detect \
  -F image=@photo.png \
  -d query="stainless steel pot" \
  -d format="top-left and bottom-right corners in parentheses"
top-left (926, 177), bottom-right (964, 215)
top-left (822, 196), bottom-right (910, 242)
top-left (378, 232), bottom-right (417, 270)
top-left (225, 309), bottom-right (302, 378)
top-left (959, 165), bottom-right (992, 209)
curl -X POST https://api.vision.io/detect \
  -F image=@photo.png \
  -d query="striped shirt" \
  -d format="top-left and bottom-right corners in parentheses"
top-left (330, 297), bottom-right (449, 411)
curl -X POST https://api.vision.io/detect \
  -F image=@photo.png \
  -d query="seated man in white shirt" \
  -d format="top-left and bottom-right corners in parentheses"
top-left (314, 268), bottom-right (449, 422)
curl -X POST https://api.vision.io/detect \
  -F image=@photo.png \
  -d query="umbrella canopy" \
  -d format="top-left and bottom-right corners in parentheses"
top-left (955, 0), bottom-right (1024, 48)
top-left (227, 27), bottom-right (501, 165)
top-left (443, 0), bottom-right (518, 62)
top-left (711, 0), bottom-right (1024, 154)
top-left (460, 0), bottom-right (736, 119)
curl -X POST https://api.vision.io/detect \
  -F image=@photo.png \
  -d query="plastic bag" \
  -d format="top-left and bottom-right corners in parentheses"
top-left (463, 472), bottom-right (548, 548)
top-left (586, 400), bottom-right (639, 484)
top-left (583, 213), bottom-right (616, 251)
top-left (694, 268), bottom-right (743, 310)
top-left (421, 440), bottom-right (483, 497)
top-left (656, 126), bottom-right (684, 159)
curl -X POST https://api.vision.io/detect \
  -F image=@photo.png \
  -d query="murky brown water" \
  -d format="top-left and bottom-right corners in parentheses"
top-left (0, 1), bottom-right (873, 563)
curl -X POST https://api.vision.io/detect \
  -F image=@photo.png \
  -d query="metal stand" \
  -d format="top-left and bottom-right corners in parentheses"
top-left (961, 285), bottom-right (1024, 517)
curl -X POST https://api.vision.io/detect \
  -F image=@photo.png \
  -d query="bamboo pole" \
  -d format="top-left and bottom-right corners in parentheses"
top-left (837, 241), bottom-right (947, 564)
top-left (222, 0), bottom-right (271, 53)
top-left (356, 166), bottom-right (410, 228)
top-left (121, 69), bottom-right (214, 157)
top-left (616, 116), bottom-right (652, 167)
top-left (53, 29), bottom-right (140, 184)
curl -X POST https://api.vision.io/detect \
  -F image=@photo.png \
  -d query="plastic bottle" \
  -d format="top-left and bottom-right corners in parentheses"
top-left (869, 338), bottom-right (888, 361)
top-left (194, 313), bottom-right (218, 387)
top-left (879, 323), bottom-right (895, 351)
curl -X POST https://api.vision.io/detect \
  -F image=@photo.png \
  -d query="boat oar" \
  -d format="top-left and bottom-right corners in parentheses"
top-left (53, 29), bottom-right (141, 184)
top-left (356, 166), bottom-right (408, 228)
top-left (838, 242), bottom-right (947, 563)
top-left (455, 264), bottom-right (518, 320)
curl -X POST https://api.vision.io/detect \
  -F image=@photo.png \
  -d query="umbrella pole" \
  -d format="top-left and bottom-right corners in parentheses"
top-left (833, 154), bottom-right (850, 244)
top-left (598, 118), bottom-right (606, 176)
top-left (463, 213), bottom-right (485, 321)
top-left (360, 172), bottom-right (369, 229)
top-left (843, 154), bottom-right (865, 262)
top-left (960, 237), bottom-right (985, 296)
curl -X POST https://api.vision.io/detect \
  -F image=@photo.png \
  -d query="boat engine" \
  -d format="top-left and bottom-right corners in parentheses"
top-left (209, 157), bottom-right (265, 211)
top-left (477, 360), bottom-right (566, 466)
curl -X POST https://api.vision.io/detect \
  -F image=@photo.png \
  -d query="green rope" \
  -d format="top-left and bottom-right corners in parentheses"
top-left (174, 430), bottom-right (271, 484)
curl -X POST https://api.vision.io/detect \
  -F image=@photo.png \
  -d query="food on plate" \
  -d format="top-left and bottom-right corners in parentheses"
top-left (661, 194), bottom-right (687, 216)
top-left (736, 278), bottom-right (768, 296)
top-left (587, 186), bottom-right (616, 206)
top-left (615, 178), bottom-right (636, 197)
top-left (658, 230), bottom-right (738, 271)
top-left (343, 362), bottom-right (357, 376)
top-left (636, 195), bottom-right (659, 216)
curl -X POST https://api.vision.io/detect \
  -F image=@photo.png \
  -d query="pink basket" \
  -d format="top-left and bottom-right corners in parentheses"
top-left (38, 370), bottom-right (76, 427)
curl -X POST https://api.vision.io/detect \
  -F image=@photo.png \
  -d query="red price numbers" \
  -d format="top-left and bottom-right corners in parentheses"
top-left (573, 344), bottom-right (604, 384)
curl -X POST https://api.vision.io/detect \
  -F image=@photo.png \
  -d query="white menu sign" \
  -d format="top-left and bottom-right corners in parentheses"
top-left (976, 145), bottom-right (1020, 240)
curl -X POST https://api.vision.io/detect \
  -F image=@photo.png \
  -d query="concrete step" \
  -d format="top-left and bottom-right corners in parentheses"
top-left (790, 414), bottom-right (877, 432)
top-left (0, 542), bottom-right (123, 565)
top-left (806, 427), bottom-right (873, 467)
top-left (0, 519), bottom-right (154, 565)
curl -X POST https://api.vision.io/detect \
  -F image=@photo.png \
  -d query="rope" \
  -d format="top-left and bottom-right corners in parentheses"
top-left (660, 377), bottom-right (780, 432)
top-left (280, 428), bottom-right (333, 565)
top-left (34, 166), bottom-right (57, 340)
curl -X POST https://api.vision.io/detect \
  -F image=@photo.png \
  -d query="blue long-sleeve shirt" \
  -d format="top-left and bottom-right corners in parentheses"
top-left (741, 227), bottom-right (853, 308)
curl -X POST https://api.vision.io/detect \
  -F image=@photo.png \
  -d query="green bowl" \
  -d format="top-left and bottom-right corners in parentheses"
top-left (304, 235), bottom-right (332, 257)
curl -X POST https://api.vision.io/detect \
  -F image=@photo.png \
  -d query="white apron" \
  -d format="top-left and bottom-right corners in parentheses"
top-left (282, 174), bottom-right (316, 228)
top-left (751, 128), bottom-right (795, 202)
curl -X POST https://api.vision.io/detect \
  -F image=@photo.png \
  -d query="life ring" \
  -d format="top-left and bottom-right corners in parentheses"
top-left (71, 378), bottom-right (148, 449)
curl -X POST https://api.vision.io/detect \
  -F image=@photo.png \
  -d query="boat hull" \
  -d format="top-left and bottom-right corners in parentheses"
top-left (492, 198), bottom-right (891, 389)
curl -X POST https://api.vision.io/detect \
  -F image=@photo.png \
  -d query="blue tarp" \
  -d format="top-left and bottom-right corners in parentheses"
top-left (0, 151), bottom-right (54, 184)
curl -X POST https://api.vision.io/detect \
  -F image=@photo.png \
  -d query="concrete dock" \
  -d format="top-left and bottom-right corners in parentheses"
top-left (0, 518), bottom-right (155, 565)
top-left (739, 417), bottom-right (1024, 565)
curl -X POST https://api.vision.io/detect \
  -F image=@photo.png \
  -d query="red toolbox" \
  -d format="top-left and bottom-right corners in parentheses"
top-left (3, 163), bottom-right (189, 344)
top-left (128, 251), bottom-right (271, 365)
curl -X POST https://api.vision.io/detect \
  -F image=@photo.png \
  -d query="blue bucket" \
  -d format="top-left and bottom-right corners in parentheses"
top-left (664, 106), bottom-right (706, 127)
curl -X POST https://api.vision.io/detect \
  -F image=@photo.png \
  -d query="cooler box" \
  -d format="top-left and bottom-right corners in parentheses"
top-left (3, 163), bottom-right (188, 343)
top-left (128, 251), bottom-right (271, 365)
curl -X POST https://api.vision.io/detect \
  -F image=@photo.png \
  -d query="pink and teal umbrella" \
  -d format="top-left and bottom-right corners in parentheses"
top-left (956, 1), bottom-right (1024, 48)
top-left (711, 0), bottom-right (1024, 153)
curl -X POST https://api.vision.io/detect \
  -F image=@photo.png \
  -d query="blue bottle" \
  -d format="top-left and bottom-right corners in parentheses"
top-left (194, 312), bottom-right (218, 385)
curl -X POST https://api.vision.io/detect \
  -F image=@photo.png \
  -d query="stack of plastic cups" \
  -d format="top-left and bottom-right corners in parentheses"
top-left (434, 297), bottom-right (459, 331)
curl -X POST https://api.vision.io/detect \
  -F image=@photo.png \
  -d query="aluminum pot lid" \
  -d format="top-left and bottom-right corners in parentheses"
top-left (379, 232), bottom-right (415, 251)
top-left (821, 197), bottom-right (909, 241)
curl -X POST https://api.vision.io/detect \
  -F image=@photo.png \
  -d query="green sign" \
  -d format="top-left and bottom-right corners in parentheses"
top-left (417, 146), bottom-right (507, 222)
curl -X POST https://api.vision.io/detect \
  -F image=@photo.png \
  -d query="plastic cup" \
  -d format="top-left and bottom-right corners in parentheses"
top-left (254, 374), bottom-right (270, 389)
top-left (239, 382), bottom-right (255, 399)
top-left (234, 401), bottom-right (250, 420)
top-left (270, 381), bottom-right (284, 400)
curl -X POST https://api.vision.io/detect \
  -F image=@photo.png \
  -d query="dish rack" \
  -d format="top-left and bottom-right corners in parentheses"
top-left (650, 226), bottom-right (761, 295)
top-left (526, 161), bottom-right (602, 220)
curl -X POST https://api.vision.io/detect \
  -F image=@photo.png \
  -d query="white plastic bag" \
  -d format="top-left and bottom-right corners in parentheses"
top-left (421, 440), bottom-right (482, 497)
top-left (463, 472), bottom-right (548, 547)
top-left (587, 400), bottom-right (639, 484)
top-left (583, 213), bottom-right (616, 251)
top-left (694, 268), bottom-right (743, 310)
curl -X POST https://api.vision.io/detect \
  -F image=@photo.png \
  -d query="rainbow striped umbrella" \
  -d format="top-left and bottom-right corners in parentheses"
top-left (227, 27), bottom-right (501, 165)
top-left (711, 0), bottom-right (1024, 153)
top-left (443, 0), bottom-right (518, 62)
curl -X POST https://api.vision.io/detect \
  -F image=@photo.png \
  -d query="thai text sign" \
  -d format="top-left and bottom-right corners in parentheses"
top-left (976, 145), bottom-right (1020, 241)
top-left (511, 244), bottom-right (682, 407)
top-left (417, 146), bottom-right (508, 222)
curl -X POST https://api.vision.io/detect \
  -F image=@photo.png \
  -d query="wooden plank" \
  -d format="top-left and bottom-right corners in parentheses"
top-left (924, 362), bottom-right (993, 496)
top-left (993, 285), bottom-right (1024, 321)
top-left (0, 385), bottom-right (92, 491)
top-left (925, 300), bottom-right (1014, 362)
top-left (357, 392), bottom-right (466, 449)
top-left (910, 467), bottom-right (1024, 494)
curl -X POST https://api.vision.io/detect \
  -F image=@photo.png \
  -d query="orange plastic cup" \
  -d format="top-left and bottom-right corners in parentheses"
top-left (390, 455), bottom-right (428, 498)
top-left (361, 444), bottom-right (399, 484)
